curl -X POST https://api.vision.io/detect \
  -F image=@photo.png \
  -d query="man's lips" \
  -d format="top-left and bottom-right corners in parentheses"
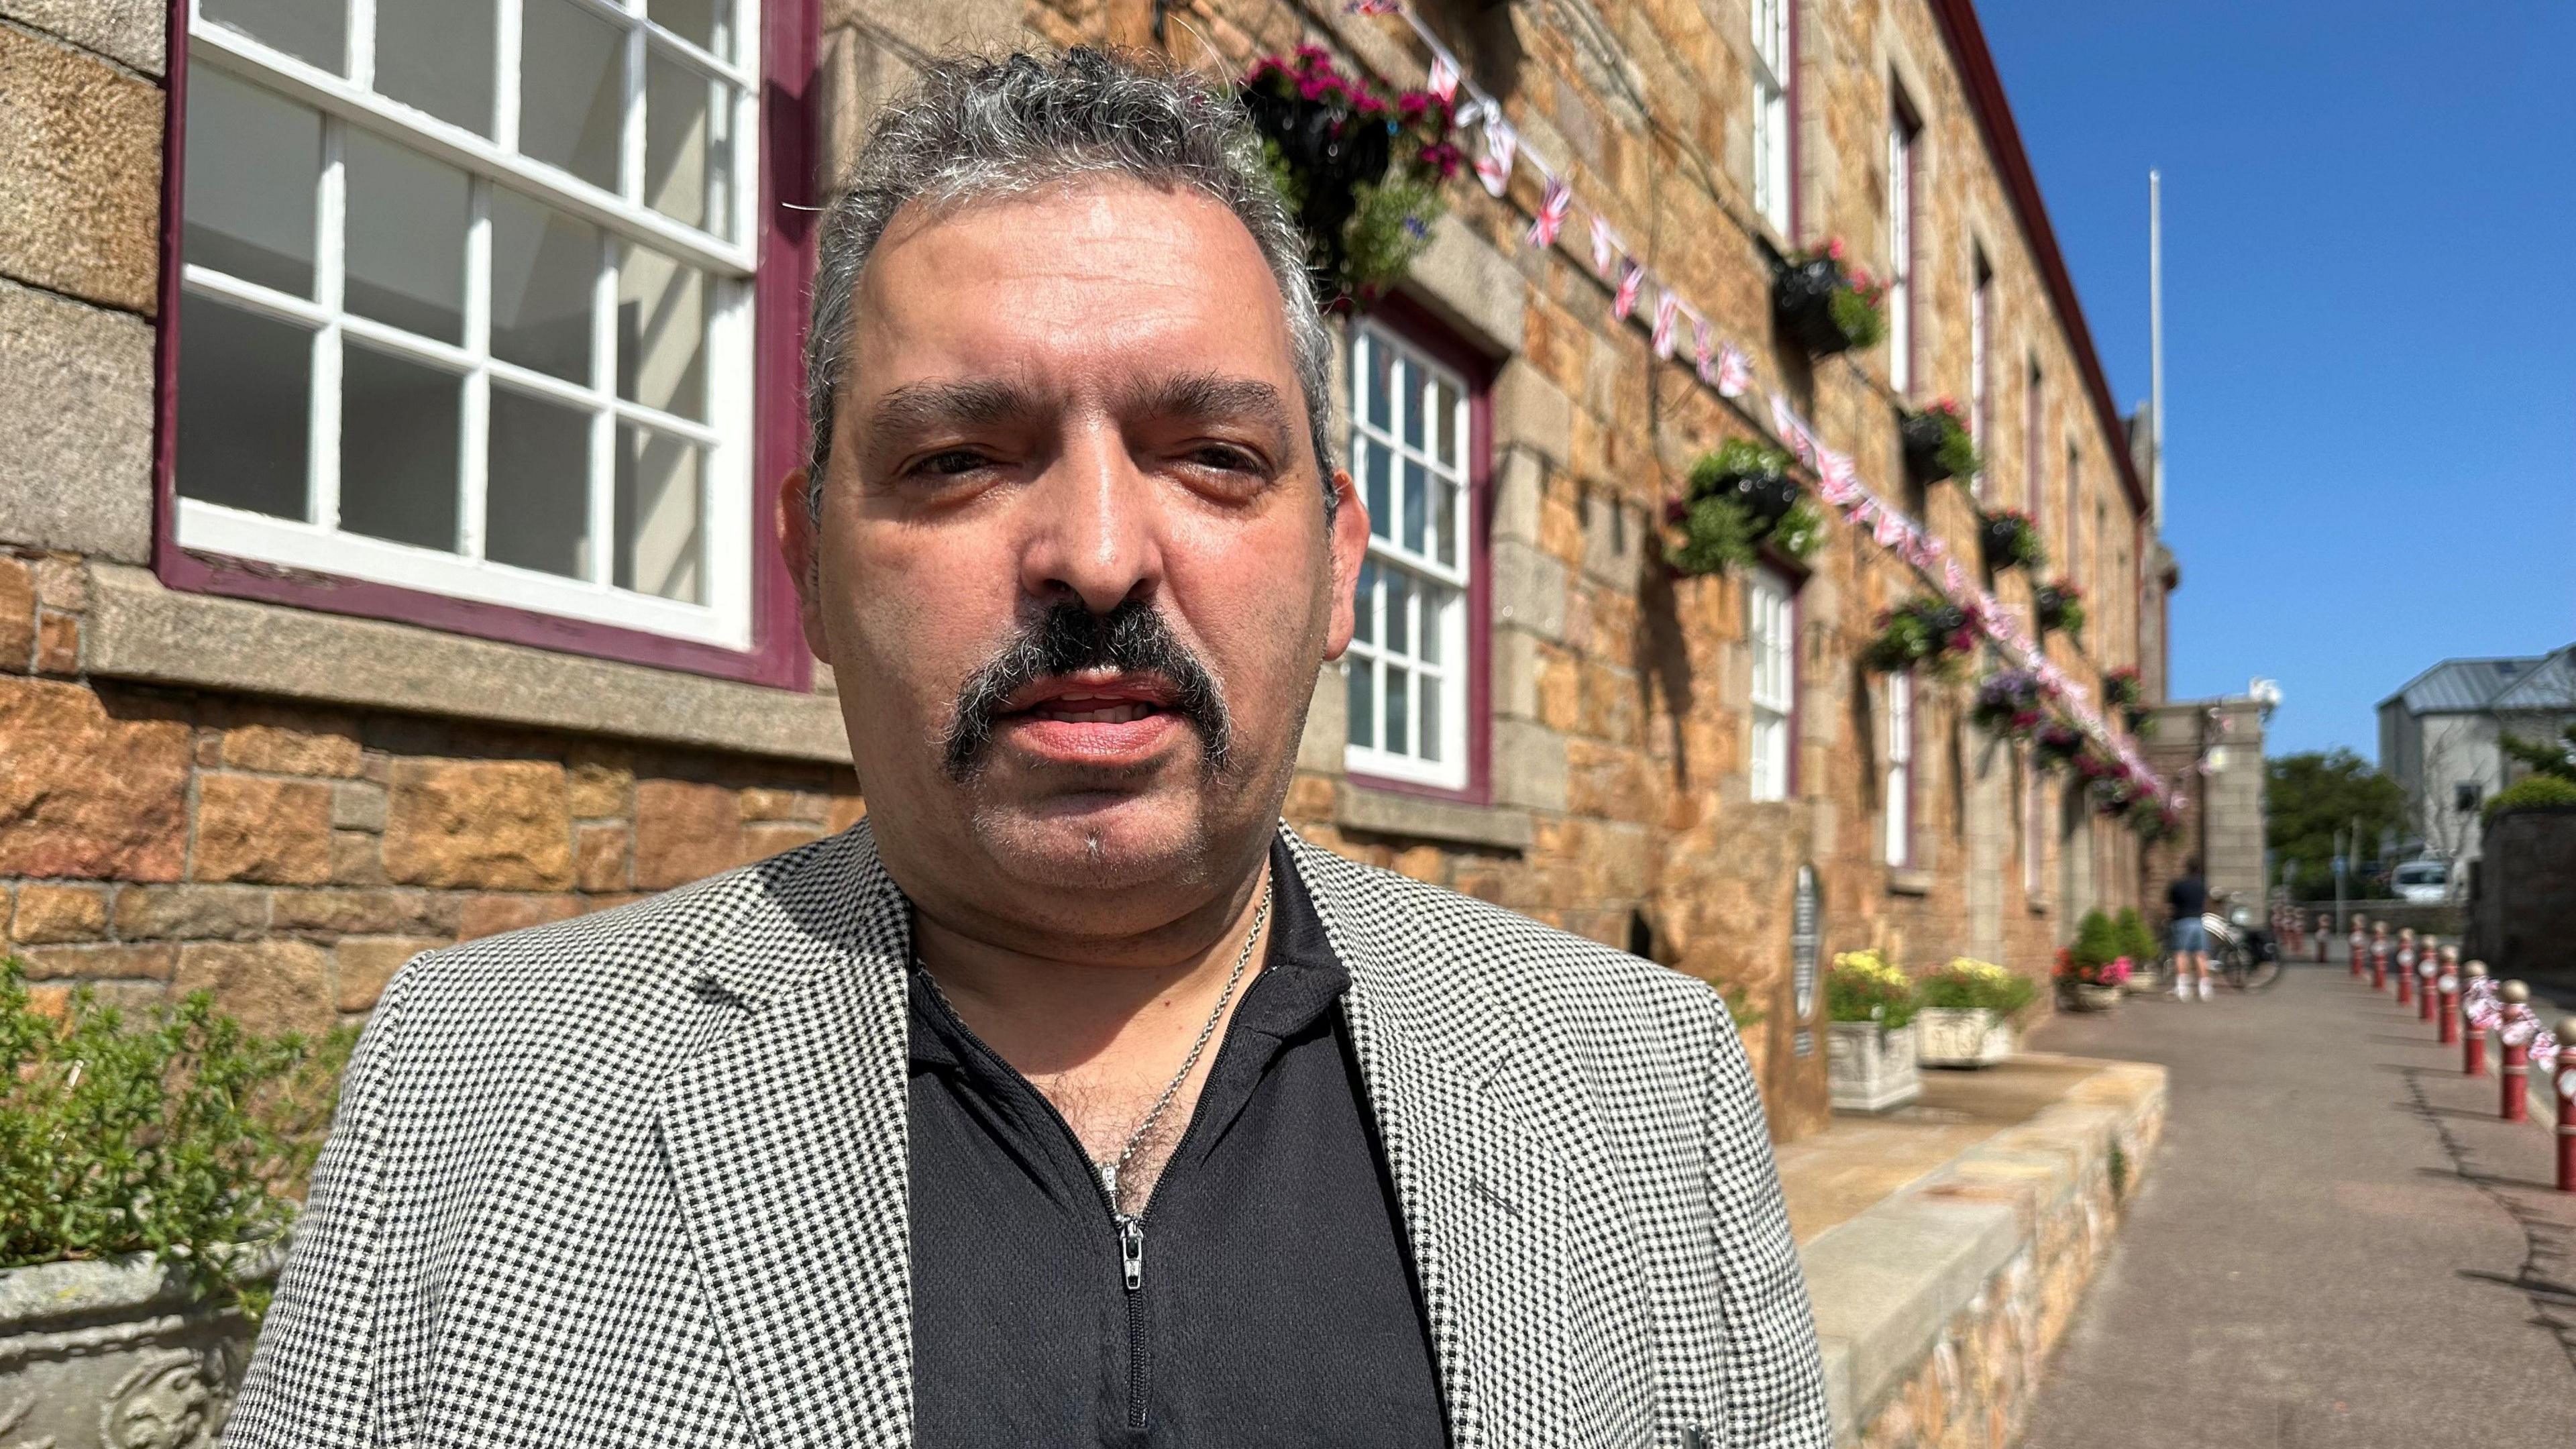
top-left (994, 674), bottom-right (1187, 763)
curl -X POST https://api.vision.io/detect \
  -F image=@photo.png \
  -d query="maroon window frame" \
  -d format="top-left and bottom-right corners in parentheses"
top-left (1342, 291), bottom-right (1496, 808)
top-left (150, 1), bottom-right (821, 690)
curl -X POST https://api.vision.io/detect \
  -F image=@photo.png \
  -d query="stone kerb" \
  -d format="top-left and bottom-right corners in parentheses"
top-left (1799, 1061), bottom-right (2167, 1446)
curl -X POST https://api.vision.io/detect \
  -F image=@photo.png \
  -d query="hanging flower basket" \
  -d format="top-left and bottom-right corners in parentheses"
top-left (1773, 240), bottom-right (1887, 358)
top-left (2033, 721), bottom-right (2088, 771)
top-left (2102, 666), bottom-right (2143, 709)
top-left (2133, 801), bottom-right (2185, 843)
top-left (1978, 508), bottom-right (2046, 574)
top-left (1863, 596), bottom-right (1976, 679)
top-left (2034, 580), bottom-right (2088, 639)
top-left (1664, 439), bottom-right (1823, 576)
top-left (1900, 400), bottom-right (1980, 485)
top-left (1240, 47), bottom-right (1458, 307)
top-left (1969, 669), bottom-right (2047, 741)
top-left (2124, 706), bottom-right (2157, 738)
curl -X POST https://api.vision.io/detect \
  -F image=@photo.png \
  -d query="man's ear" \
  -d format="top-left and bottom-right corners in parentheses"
top-left (775, 468), bottom-right (830, 661)
top-left (1322, 466), bottom-right (1369, 659)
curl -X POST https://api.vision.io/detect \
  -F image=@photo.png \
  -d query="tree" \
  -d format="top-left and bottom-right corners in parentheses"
top-left (2502, 722), bottom-right (2576, 784)
top-left (2266, 749), bottom-right (2406, 901)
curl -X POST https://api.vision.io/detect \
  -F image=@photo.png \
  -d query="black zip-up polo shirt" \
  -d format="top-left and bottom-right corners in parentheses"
top-left (904, 841), bottom-right (1448, 1446)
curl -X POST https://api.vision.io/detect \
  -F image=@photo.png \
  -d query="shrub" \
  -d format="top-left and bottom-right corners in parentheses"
top-left (1864, 597), bottom-right (1977, 678)
top-left (1666, 440), bottom-right (1823, 576)
top-left (1, 959), bottom-right (357, 1318)
top-left (2484, 774), bottom-right (2576, 818)
top-left (1825, 948), bottom-right (1918, 1030)
top-left (2114, 906), bottom-right (2160, 965)
top-left (1917, 958), bottom-right (2038, 1018)
top-left (2070, 908), bottom-right (2123, 970)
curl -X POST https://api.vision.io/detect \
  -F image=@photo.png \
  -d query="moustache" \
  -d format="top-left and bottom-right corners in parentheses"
top-left (942, 600), bottom-right (1233, 781)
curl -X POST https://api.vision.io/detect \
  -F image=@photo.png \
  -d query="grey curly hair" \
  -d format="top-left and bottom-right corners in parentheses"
top-left (802, 48), bottom-right (1338, 523)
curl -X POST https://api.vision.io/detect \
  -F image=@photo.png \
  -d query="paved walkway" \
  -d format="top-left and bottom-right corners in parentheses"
top-left (2019, 947), bottom-right (2576, 1448)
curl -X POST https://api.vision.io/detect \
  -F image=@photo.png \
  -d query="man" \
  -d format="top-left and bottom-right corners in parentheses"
top-left (227, 50), bottom-right (1829, 1448)
top-left (2167, 857), bottom-right (2211, 1001)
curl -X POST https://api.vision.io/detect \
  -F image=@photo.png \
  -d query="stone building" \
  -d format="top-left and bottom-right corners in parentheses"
top-left (2139, 693), bottom-right (2267, 914)
top-left (0, 0), bottom-right (2174, 1142)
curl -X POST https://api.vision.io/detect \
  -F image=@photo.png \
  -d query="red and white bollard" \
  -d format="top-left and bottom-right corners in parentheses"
top-left (2396, 938), bottom-right (2417, 1007)
top-left (2436, 951), bottom-right (2460, 1045)
top-left (2371, 928), bottom-right (2390, 991)
top-left (2463, 963), bottom-right (2491, 1075)
top-left (2554, 1018), bottom-right (2576, 1194)
top-left (2349, 920), bottom-right (2367, 979)
top-left (2417, 937), bottom-right (2440, 1024)
top-left (2501, 983), bottom-right (2532, 1123)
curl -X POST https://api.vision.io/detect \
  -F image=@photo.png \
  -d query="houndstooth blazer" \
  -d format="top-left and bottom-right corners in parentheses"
top-left (225, 823), bottom-right (1829, 1448)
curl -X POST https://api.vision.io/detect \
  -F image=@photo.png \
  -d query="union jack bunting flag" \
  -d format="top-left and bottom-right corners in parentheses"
top-left (1652, 290), bottom-right (1681, 358)
top-left (1590, 216), bottom-right (1619, 278)
top-left (1716, 342), bottom-right (1752, 398)
top-left (1527, 176), bottom-right (1572, 248)
top-left (1613, 260), bottom-right (1644, 319)
top-left (1474, 115), bottom-right (1517, 197)
top-left (1427, 52), bottom-right (1459, 105)
top-left (1693, 318), bottom-right (1717, 385)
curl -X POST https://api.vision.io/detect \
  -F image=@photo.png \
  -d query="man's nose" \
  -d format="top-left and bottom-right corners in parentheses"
top-left (1019, 420), bottom-right (1163, 615)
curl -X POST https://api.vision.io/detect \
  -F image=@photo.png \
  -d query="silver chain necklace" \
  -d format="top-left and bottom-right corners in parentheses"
top-left (1095, 888), bottom-right (1271, 1216)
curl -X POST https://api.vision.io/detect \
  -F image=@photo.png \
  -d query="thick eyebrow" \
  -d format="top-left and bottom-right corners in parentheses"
top-left (860, 378), bottom-right (1040, 455)
top-left (1122, 372), bottom-right (1297, 457)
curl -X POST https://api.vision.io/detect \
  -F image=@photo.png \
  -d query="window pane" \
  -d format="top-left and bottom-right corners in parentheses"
top-left (1401, 458), bottom-right (1428, 555)
top-left (1365, 340), bottom-right (1391, 431)
top-left (203, 0), bottom-right (345, 73)
top-left (487, 386), bottom-right (593, 578)
top-left (617, 245), bottom-right (708, 420)
top-left (616, 423), bottom-right (704, 602)
top-left (1435, 379), bottom-right (1458, 464)
top-left (1352, 559), bottom-right (1375, 645)
top-left (1397, 358), bottom-right (1424, 449)
top-left (374, 0), bottom-right (494, 133)
top-left (339, 343), bottom-right (461, 551)
top-left (651, 0), bottom-right (731, 58)
top-left (183, 69), bottom-right (319, 297)
top-left (1385, 572), bottom-right (1409, 657)
top-left (1387, 666), bottom-right (1410, 757)
top-left (645, 48), bottom-right (735, 238)
top-left (342, 129), bottom-right (467, 342)
top-left (176, 292), bottom-right (311, 519)
top-left (1348, 661), bottom-right (1375, 749)
top-left (520, 0), bottom-right (623, 191)
top-left (491, 189), bottom-right (598, 381)
top-left (1419, 584), bottom-right (1442, 665)
top-left (1435, 478), bottom-right (1456, 568)
top-left (1362, 439), bottom-right (1390, 539)
top-left (1420, 672), bottom-right (1442, 763)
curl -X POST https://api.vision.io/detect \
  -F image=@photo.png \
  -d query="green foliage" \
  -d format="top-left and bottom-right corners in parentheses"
top-left (1825, 948), bottom-right (1918, 1030)
top-left (1715, 981), bottom-right (1767, 1030)
top-left (2485, 774), bottom-right (2576, 818)
top-left (2107, 1138), bottom-right (2129, 1200)
top-left (2114, 906), bottom-right (2160, 967)
top-left (1667, 441), bottom-right (1819, 575)
top-left (2069, 908), bottom-right (2124, 970)
top-left (1340, 174), bottom-right (1445, 297)
top-left (1, 959), bottom-right (356, 1319)
top-left (2501, 723), bottom-right (2576, 784)
top-left (1827, 284), bottom-right (1887, 349)
top-left (1864, 597), bottom-right (1974, 678)
top-left (2266, 749), bottom-right (2408, 900)
top-left (1931, 421), bottom-right (1982, 480)
top-left (1917, 958), bottom-right (2038, 1017)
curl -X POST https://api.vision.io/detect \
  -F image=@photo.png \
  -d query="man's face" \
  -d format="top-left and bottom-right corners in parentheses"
top-left (788, 179), bottom-right (1368, 923)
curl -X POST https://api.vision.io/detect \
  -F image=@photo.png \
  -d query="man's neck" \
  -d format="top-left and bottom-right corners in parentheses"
top-left (911, 851), bottom-right (1277, 1087)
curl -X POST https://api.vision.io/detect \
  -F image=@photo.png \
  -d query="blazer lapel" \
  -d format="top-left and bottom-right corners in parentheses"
top-left (655, 824), bottom-right (917, 1448)
top-left (1287, 834), bottom-right (1578, 1448)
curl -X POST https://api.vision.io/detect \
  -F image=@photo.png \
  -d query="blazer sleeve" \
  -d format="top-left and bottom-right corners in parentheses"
top-left (224, 961), bottom-right (419, 1449)
top-left (1699, 1016), bottom-right (1833, 1448)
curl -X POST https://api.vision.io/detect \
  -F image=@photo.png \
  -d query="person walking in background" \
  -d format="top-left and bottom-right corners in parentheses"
top-left (2169, 857), bottom-right (2212, 1002)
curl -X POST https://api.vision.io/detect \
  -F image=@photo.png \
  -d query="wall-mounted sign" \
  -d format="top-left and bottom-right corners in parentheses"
top-left (1791, 863), bottom-right (1821, 1055)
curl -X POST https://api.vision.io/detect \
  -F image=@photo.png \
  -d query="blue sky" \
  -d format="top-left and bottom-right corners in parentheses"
top-left (1975, 1), bottom-right (2576, 759)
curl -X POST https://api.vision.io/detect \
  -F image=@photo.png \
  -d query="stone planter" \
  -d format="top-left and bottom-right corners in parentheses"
top-left (1916, 1007), bottom-right (2017, 1068)
top-left (0, 1246), bottom-right (277, 1449)
top-left (2063, 982), bottom-right (2125, 1013)
top-left (1827, 1019), bottom-right (1921, 1112)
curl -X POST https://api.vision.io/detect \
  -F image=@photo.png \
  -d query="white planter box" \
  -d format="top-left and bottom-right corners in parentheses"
top-left (0, 1244), bottom-right (278, 1449)
top-left (1828, 1020), bottom-right (1921, 1112)
top-left (1917, 1007), bottom-right (2016, 1068)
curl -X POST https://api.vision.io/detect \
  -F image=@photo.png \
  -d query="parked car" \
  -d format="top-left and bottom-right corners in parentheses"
top-left (2392, 858), bottom-right (2451, 903)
